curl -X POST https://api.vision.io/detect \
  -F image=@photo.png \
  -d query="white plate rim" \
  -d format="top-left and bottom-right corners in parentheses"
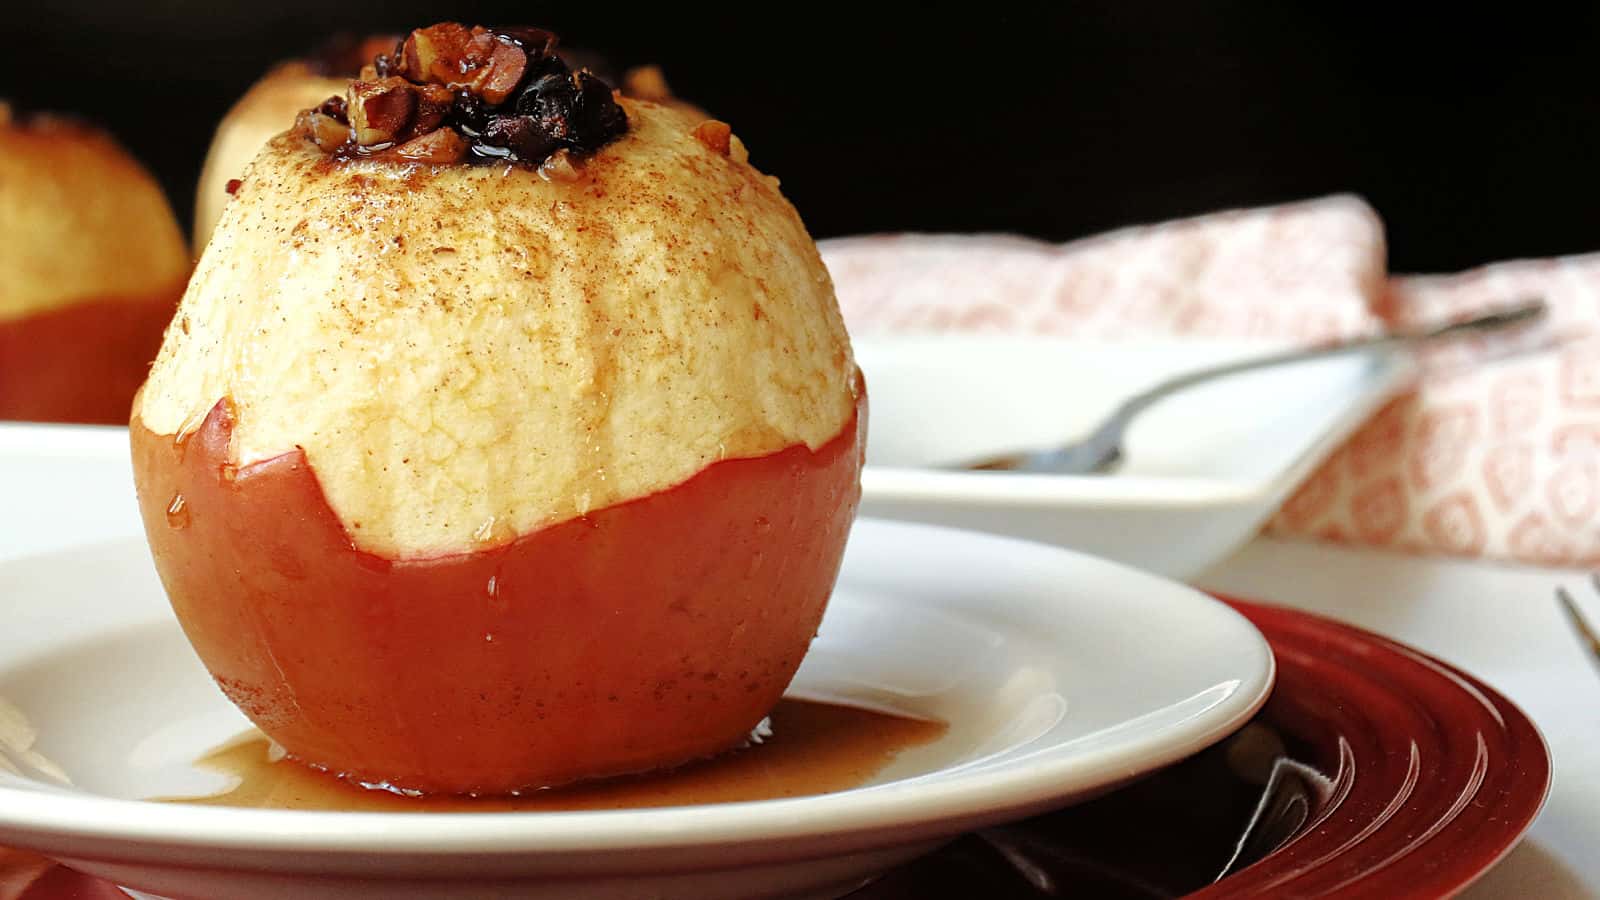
top-left (0, 420), bottom-right (125, 456)
top-left (0, 519), bottom-right (1274, 859)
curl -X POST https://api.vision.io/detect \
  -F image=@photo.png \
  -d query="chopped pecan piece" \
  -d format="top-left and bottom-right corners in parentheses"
top-left (348, 77), bottom-right (417, 146)
top-left (297, 108), bottom-right (352, 152)
top-left (537, 148), bottom-right (580, 182)
top-left (402, 23), bottom-right (474, 84)
top-left (410, 84), bottom-right (455, 137)
top-left (404, 24), bottom-right (528, 103)
top-left (394, 128), bottom-right (468, 164)
top-left (477, 39), bottom-right (528, 105)
top-left (692, 120), bottom-right (732, 156)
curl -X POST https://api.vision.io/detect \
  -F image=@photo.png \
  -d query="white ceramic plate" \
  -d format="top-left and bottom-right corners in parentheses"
top-left (856, 335), bottom-right (1411, 577)
top-left (0, 519), bottom-right (1272, 900)
top-left (0, 421), bottom-right (137, 562)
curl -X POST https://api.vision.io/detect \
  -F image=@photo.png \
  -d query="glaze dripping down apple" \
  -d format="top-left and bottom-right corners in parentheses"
top-left (131, 21), bottom-right (863, 795)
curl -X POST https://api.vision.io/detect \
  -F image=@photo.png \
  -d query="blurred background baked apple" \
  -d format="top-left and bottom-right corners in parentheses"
top-left (0, 105), bottom-right (188, 424)
top-left (191, 36), bottom-right (392, 251)
top-left (133, 24), bottom-right (863, 795)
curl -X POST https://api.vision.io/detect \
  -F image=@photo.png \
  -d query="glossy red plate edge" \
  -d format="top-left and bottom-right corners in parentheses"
top-left (1201, 597), bottom-right (1553, 899)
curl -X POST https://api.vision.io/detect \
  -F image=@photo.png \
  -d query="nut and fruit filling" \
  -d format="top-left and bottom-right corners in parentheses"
top-left (296, 23), bottom-right (628, 169)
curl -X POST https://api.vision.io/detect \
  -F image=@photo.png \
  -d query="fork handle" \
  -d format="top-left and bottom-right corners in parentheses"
top-left (970, 298), bottom-right (1545, 474)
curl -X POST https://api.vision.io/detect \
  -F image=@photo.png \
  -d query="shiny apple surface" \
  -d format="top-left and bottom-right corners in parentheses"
top-left (132, 393), bottom-right (864, 794)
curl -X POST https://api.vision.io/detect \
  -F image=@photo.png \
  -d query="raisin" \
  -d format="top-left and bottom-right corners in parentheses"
top-left (493, 26), bottom-right (558, 60)
top-left (450, 90), bottom-right (490, 136)
top-left (482, 114), bottom-right (561, 162)
top-left (316, 95), bottom-right (349, 124)
top-left (567, 70), bottom-right (627, 151)
top-left (531, 52), bottom-right (572, 81)
top-left (515, 72), bottom-right (577, 141)
top-left (372, 41), bottom-right (406, 78)
top-left (550, 48), bottom-right (612, 84)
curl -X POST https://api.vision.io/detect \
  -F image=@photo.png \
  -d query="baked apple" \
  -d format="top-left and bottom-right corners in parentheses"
top-left (133, 23), bottom-right (863, 795)
top-left (191, 37), bottom-right (391, 250)
top-left (0, 106), bottom-right (188, 424)
top-left (194, 36), bottom-right (705, 249)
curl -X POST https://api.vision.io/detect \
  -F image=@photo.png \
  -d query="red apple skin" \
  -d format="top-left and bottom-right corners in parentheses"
top-left (0, 288), bottom-right (181, 424)
top-left (131, 388), bottom-right (865, 795)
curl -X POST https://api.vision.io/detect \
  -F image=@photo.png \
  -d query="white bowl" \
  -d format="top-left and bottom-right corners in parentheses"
top-left (856, 335), bottom-right (1410, 577)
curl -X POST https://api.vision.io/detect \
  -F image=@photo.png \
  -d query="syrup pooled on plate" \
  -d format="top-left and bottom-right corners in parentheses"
top-left (162, 699), bottom-right (945, 812)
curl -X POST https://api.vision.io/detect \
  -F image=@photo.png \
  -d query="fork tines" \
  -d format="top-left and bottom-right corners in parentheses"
top-left (1556, 576), bottom-right (1600, 669)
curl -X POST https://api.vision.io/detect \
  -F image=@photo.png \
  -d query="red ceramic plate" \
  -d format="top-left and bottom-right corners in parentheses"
top-left (858, 597), bottom-right (1552, 899)
top-left (1193, 598), bottom-right (1551, 897)
top-left (0, 599), bottom-right (1550, 900)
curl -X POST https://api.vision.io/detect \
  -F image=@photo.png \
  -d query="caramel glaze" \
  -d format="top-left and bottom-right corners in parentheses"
top-left (163, 699), bottom-right (944, 811)
top-left (0, 285), bottom-right (182, 424)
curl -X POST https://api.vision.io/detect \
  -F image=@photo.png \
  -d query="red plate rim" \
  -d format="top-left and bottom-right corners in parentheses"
top-left (1198, 596), bottom-right (1553, 899)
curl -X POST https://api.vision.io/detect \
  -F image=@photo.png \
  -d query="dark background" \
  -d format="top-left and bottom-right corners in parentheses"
top-left (6, 3), bottom-right (1598, 273)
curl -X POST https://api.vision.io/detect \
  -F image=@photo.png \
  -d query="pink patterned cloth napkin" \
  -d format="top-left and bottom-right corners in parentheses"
top-left (819, 196), bottom-right (1600, 566)
top-left (1273, 258), bottom-right (1600, 566)
top-left (821, 196), bottom-right (1386, 343)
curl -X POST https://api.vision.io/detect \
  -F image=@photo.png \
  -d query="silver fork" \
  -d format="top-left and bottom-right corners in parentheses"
top-left (1556, 574), bottom-right (1600, 671)
top-left (959, 299), bottom-right (1547, 474)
